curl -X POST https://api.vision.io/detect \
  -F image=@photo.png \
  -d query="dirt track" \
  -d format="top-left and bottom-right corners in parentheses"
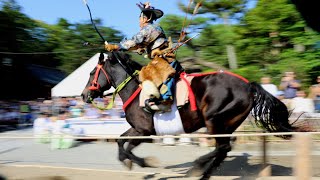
top-left (1, 128), bottom-right (320, 180)
top-left (1, 151), bottom-right (320, 180)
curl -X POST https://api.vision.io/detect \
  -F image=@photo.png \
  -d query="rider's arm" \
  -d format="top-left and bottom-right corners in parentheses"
top-left (119, 29), bottom-right (147, 51)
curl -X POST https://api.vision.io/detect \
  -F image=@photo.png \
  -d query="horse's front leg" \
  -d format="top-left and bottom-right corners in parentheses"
top-left (117, 128), bottom-right (159, 169)
top-left (117, 128), bottom-right (134, 168)
top-left (125, 138), bottom-right (160, 168)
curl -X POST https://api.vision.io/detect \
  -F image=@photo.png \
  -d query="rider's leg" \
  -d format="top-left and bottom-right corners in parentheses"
top-left (160, 77), bottom-right (174, 102)
top-left (159, 60), bottom-right (183, 102)
top-left (143, 60), bottom-right (183, 113)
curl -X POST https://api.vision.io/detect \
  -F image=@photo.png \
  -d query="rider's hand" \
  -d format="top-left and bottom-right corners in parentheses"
top-left (105, 44), bottom-right (120, 52)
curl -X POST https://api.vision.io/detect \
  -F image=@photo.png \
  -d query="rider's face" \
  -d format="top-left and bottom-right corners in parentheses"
top-left (139, 14), bottom-right (148, 28)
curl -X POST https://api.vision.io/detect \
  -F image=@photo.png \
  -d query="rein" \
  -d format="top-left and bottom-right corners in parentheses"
top-left (91, 70), bottom-right (140, 110)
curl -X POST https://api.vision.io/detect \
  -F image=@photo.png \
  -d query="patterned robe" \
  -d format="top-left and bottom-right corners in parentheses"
top-left (119, 23), bottom-right (167, 54)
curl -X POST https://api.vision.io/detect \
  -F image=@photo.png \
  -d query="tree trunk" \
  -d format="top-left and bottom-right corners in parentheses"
top-left (222, 12), bottom-right (238, 69)
top-left (226, 45), bottom-right (238, 69)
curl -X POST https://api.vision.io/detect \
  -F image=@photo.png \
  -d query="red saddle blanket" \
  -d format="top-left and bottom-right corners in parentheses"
top-left (123, 70), bottom-right (248, 111)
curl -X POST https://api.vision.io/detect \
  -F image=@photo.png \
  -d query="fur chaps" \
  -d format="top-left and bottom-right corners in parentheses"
top-left (139, 56), bottom-right (176, 98)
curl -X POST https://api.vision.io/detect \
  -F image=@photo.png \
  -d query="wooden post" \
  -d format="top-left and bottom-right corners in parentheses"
top-left (259, 132), bottom-right (271, 177)
top-left (294, 133), bottom-right (311, 180)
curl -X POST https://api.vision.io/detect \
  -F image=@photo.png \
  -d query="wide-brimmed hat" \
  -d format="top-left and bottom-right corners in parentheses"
top-left (137, 2), bottom-right (163, 21)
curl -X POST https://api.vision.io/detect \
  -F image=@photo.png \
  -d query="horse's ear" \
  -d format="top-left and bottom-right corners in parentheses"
top-left (98, 52), bottom-right (105, 64)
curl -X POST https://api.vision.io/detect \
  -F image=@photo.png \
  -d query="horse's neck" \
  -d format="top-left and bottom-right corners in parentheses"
top-left (116, 79), bottom-right (140, 103)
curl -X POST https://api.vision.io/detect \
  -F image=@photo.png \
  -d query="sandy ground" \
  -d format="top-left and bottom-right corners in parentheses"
top-left (1, 128), bottom-right (320, 179)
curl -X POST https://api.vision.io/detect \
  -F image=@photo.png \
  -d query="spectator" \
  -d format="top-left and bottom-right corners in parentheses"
top-left (51, 110), bottom-right (75, 149)
top-left (20, 102), bottom-right (32, 123)
top-left (260, 76), bottom-right (278, 96)
top-left (276, 91), bottom-right (291, 108)
top-left (290, 90), bottom-right (315, 114)
top-left (279, 71), bottom-right (301, 99)
top-left (33, 112), bottom-right (52, 143)
top-left (84, 104), bottom-right (101, 119)
top-left (52, 110), bottom-right (69, 133)
top-left (308, 76), bottom-right (320, 112)
top-left (4, 107), bottom-right (20, 124)
top-left (69, 105), bottom-right (82, 118)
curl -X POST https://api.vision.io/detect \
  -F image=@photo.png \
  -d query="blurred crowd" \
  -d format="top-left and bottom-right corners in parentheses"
top-left (260, 72), bottom-right (320, 115)
top-left (0, 96), bottom-right (125, 127)
top-left (1, 72), bottom-right (320, 127)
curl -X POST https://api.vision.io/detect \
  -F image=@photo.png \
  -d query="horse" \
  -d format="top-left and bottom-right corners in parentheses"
top-left (81, 51), bottom-right (305, 180)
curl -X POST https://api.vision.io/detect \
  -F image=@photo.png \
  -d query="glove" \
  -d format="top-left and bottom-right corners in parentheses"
top-left (165, 52), bottom-right (176, 59)
top-left (105, 44), bottom-right (119, 52)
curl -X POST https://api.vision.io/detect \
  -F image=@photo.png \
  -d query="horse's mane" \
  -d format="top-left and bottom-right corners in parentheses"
top-left (109, 51), bottom-right (143, 71)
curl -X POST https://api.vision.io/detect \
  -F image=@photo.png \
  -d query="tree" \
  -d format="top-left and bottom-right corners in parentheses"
top-left (179, 0), bottom-right (248, 69)
top-left (235, 0), bottom-right (320, 86)
top-left (0, 0), bottom-right (40, 53)
top-left (0, 0), bottom-right (124, 74)
top-left (46, 18), bottom-right (124, 74)
top-left (194, 24), bottom-right (238, 67)
top-left (160, 14), bottom-right (208, 42)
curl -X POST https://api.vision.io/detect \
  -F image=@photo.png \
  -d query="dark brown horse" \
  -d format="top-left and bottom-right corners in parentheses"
top-left (82, 52), bottom-right (304, 180)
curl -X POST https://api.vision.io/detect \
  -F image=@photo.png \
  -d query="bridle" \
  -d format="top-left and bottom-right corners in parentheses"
top-left (88, 52), bottom-right (139, 93)
top-left (87, 52), bottom-right (140, 110)
top-left (88, 63), bottom-right (111, 92)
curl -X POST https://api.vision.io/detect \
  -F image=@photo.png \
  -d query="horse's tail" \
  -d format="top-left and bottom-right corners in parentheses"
top-left (249, 82), bottom-right (303, 138)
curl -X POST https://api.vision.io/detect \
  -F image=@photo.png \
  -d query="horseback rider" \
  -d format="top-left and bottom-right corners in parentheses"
top-left (105, 2), bottom-right (183, 112)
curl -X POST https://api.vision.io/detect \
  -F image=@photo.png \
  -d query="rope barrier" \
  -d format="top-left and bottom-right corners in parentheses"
top-left (1, 131), bottom-right (320, 140)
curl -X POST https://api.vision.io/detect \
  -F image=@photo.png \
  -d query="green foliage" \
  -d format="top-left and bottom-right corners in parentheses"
top-left (179, 0), bottom-right (248, 21)
top-left (176, 46), bottom-right (194, 59)
top-left (51, 19), bottom-right (123, 73)
top-left (234, 0), bottom-right (320, 87)
top-left (0, 0), bottom-right (124, 74)
top-left (159, 14), bottom-right (209, 43)
top-left (159, 15), bottom-right (185, 41)
top-left (232, 65), bottom-right (265, 82)
top-left (1, 0), bottom-right (320, 91)
top-left (0, 0), bottom-right (38, 52)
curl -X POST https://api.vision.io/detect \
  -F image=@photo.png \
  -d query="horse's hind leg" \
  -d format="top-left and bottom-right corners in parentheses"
top-left (200, 104), bottom-right (252, 178)
top-left (188, 88), bottom-right (252, 179)
top-left (187, 88), bottom-right (233, 175)
top-left (186, 137), bottom-right (231, 178)
top-left (200, 138), bottom-right (231, 180)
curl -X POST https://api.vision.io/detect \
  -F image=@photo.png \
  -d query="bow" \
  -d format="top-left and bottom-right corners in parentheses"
top-left (82, 0), bottom-right (105, 43)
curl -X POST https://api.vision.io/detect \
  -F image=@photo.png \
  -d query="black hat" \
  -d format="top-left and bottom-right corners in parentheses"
top-left (137, 2), bottom-right (163, 21)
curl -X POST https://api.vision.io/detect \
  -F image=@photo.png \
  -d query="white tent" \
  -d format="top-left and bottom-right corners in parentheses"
top-left (51, 53), bottom-right (114, 97)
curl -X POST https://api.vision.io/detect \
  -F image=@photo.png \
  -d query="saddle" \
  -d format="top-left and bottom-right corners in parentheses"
top-left (139, 73), bottom-right (194, 111)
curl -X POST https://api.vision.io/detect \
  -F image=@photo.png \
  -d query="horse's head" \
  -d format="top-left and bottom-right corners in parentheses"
top-left (81, 51), bottom-right (142, 103)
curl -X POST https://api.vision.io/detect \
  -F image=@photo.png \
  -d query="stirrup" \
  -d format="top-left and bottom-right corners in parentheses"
top-left (151, 104), bottom-right (172, 112)
top-left (143, 99), bottom-right (155, 114)
top-left (144, 99), bottom-right (172, 113)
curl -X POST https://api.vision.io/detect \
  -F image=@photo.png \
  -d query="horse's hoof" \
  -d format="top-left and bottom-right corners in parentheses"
top-left (144, 156), bottom-right (160, 167)
top-left (185, 166), bottom-right (204, 177)
top-left (122, 159), bottom-right (133, 170)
